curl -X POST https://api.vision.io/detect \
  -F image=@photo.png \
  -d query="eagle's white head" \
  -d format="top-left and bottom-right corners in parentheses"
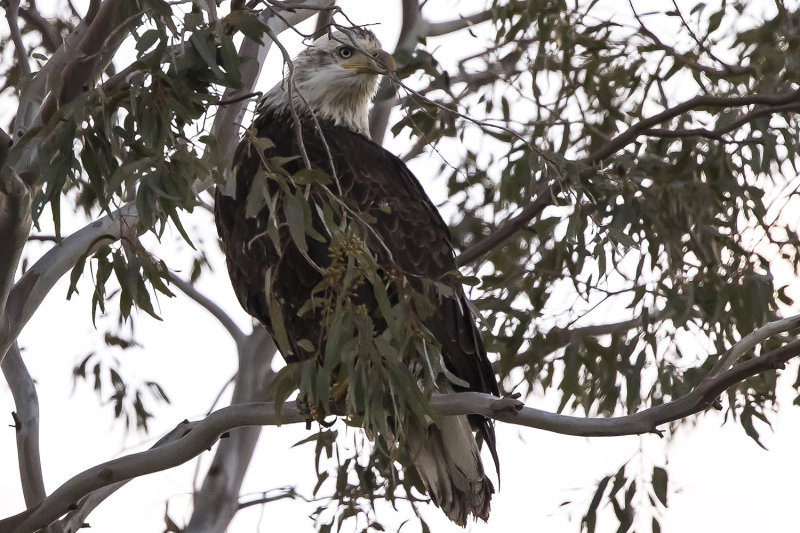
top-left (260, 28), bottom-right (396, 137)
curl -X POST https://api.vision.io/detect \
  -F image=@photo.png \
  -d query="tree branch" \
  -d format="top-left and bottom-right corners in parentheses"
top-left (0, 170), bottom-right (33, 339)
top-left (368, 0), bottom-right (423, 144)
top-left (644, 102), bottom-right (800, 142)
top-left (55, 419), bottom-right (200, 533)
top-left (1, 343), bottom-right (46, 510)
top-left (169, 273), bottom-right (246, 347)
top-left (185, 328), bottom-right (277, 532)
top-left (17, 5), bottom-right (61, 53)
top-left (585, 89), bottom-right (800, 163)
top-left (36, 0), bottom-right (139, 125)
top-left (0, 1), bottom-right (333, 367)
top-left (424, 9), bottom-right (494, 37)
top-left (706, 313), bottom-right (800, 378)
top-left (0, 203), bottom-right (138, 368)
top-left (5, 316), bottom-right (799, 531)
top-left (0, 1), bottom-right (138, 359)
top-left (456, 180), bottom-right (563, 267)
top-left (492, 310), bottom-right (669, 373)
top-left (13, 11), bottom-right (88, 136)
top-left (6, 0), bottom-right (32, 78)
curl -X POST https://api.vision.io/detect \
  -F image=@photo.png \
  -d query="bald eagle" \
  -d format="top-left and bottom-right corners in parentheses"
top-left (214, 28), bottom-right (499, 526)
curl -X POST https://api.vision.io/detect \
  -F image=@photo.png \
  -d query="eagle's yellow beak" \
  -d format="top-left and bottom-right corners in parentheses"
top-left (342, 49), bottom-right (396, 74)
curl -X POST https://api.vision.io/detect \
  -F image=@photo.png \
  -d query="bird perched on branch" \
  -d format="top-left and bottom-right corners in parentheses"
top-left (214, 27), bottom-right (499, 526)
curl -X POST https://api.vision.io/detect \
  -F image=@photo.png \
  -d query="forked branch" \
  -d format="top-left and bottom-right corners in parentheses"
top-left (3, 315), bottom-right (798, 532)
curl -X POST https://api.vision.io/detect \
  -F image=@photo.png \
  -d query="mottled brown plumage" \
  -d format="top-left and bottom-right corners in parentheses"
top-left (214, 29), bottom-right (499, 526)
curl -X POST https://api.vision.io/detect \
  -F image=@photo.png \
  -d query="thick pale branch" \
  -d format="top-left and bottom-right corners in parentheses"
top-left (0, 203), bottom-right (137, 367)
top-left (55, 419), bottom-right (205, 533)
top-left (368, 0), bottom-right (423, 144)
top-left (6, 323), bottom-right (799, 531)
top-left (0, 172), bottom-right (33, 333)
top-left (185, 328), bottom-right (277, 532)
top-left (1, 403), bottom-right (305, 532)
top-left (39, 0), bottom-right (139, 125)
top-left (12, 4), bottom-right (95, 135)
top-left (707, 314), bottom-right (800, 378)
top-left (1, 343), bottom-right (46, 509)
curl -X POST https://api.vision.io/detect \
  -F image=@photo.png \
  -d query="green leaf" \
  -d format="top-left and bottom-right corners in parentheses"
top-left (292, 168), bottom-right (331, 185)
top-left (223, 10), bottom-right (269, 44)
top-left (707, 9), bottom-right (724, 34)
top-left (267, 297), bottom-right (293, 357)
top-left (190, 31), bottom-right (223, 77)
top-left (583, 476), bottom-right (611, 533)
top-left (652, 466), bottom-right (668, 507)
top-left (135, 29), bottom-right (161, 55)
top-left (284, 190), bottom-right (308, 254)
top-left (297, 338), bottom-right (315, 352)
top-left (608, 227), bottom-right (637, 250)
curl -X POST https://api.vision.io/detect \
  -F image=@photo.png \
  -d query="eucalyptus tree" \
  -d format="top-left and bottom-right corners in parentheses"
top-left (1, 1), bottom-right (799, 532)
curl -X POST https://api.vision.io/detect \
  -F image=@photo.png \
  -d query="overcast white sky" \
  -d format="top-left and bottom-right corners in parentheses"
top-left (2, 1), bottom-right (800, 532)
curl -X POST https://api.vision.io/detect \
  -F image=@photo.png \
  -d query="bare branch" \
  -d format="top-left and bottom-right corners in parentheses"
top-left (237, 487), bottom-right (303, 510)
top-left (0, 127), bottom-right (10, 170)
top-left (169, 273), bottom-right (246, 347)
top-left (707, 314), bottom-right (800, 378)
top-left (424, 9), bottom-right (494, 37)
top-left (5, 315), bottom-right (799, 531)
top-left (40, 0), bottom-right (140, 125)
top-left (1, 343), bottom-right (46, 509)
top-left (55, 419), bottom-right (201, 533)
top-left (585, 89), bottom-right (800, 163)
top-left (456, 180), bottom-right (563, 267)
top-left (0, 401), bottom-right (308, 532)
top-left (645, 102), bottom-right (800, 142)
top-left (186, 328), bottom-right (277, 532)
top-left (17, 5), bottom-right (61, 53)
top-left (492, 311), bottom-right (669, 373)
top-left (6, 0), bottom-right (32, 78)
top-left (0, 173), bottom-right (33, 335)
top-left (0, 203), bottom-right (137, 367)
top-left (13, 4), bottom-right (94, 135)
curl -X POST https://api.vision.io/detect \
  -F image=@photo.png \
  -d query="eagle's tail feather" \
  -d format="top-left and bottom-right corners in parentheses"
top-left (409, 414), bottom-right (494, 527)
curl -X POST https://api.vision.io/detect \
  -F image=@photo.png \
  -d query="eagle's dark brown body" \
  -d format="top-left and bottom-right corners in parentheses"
top-left (215, 107), bottom-right (499, 525)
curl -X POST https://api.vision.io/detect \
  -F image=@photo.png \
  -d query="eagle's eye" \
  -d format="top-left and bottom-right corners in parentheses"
top-left (337, 46), bottom-right (354, 59)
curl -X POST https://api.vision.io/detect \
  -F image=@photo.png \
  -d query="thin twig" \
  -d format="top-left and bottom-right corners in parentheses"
top-left (214, 92), bottom-right (262, 106)
top-left (263, 23), bottom-right (312, 170)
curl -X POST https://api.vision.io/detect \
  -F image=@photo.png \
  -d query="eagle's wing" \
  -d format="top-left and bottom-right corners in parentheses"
top-left (306, 125), bottom-right (499, 398)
